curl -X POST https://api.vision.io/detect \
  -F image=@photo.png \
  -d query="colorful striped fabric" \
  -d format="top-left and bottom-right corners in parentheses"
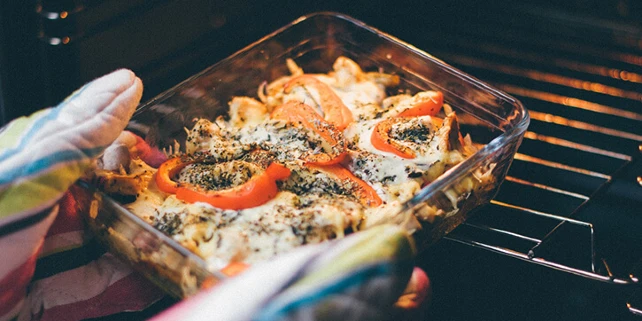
top-left (0, 69), bottom-right (151, 321)
top-left (152, 224), bottom-right (416, 321)
top-left (0, 69), bottom-right (425, 321)
top-left (17, 190), bottom-right (164, 321)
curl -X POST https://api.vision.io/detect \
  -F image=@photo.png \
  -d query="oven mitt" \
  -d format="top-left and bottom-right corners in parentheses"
top-left (0, 69), bottom-right (152, 321)
top-left (153, 224), bottom-right (416, 321)
top-left (0, 69), bottom-right (428, 321)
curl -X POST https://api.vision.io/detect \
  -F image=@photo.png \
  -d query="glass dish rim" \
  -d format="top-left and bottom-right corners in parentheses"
top-left (89, 11), bottom-right (530, 276)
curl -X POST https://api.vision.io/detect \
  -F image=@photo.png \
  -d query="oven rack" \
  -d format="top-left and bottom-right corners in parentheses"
top-left (445, 197), bottom-right (640, 285)
top-left (404, 3), bottom-right (642, 316)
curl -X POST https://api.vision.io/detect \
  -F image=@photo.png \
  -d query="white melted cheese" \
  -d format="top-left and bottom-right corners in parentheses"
top-left (344, 117), bottom-right (444, 165)
top-left (343, 115), bottom-right (468, 204)
top-left (236, 121), bottom-right (336, 164)
top-left (334, 81), bottom-right (385, 120)
top-left (147, 191), bottom-right (357, 270)
top-left (344, 118), bottom-right (444, 174)
top-left (104, 57), bottom-right (485, 270)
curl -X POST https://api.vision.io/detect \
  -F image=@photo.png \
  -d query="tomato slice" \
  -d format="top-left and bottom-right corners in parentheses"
top-left (175, 162), bottom-right (290, 210)
top-left (283, 75), bottom-right (354, 130)
top-left (271, 101), bottom-right (346, 165)
top-left (396, 91), bottom-right (443, 118)
top-left (307, 164), bottom-right (382, 207)
top-left (371, 118), bottom-right (416, 159)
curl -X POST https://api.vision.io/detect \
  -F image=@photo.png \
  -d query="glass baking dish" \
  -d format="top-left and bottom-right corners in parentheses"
top-left (76, 12), bottom-right (529, 298)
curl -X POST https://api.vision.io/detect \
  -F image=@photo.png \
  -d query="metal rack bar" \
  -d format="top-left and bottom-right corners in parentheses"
top-left (446, 204), bottom-right (639, 285)
top-left (435, 54), bottom-right (642, 102)
top-left (513, 153), bottom-right (611, 180)
top-left (629, 290), bottom-right (642, 316)
top-left (504, 176), bottom-right (590, 200)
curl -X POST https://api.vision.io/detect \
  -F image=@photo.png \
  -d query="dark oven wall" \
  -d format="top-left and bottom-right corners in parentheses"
top-left (0, 0), bottom-right (383, 124)
top-left (1, 0), bottom-right (641, 124)
top-left (2, 1), bottom-right (642, 320)
top-left (1, 0), bottom-right (282, 124)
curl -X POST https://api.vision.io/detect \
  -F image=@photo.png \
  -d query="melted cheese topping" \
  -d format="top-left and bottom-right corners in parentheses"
top-left (101, 56), bottom-right (488, 269)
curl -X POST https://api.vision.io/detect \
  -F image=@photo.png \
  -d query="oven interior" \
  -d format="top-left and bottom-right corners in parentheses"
top-left (2, 1), bottom-right (641, 320)
top-left (406, 2), bottom-right (642, 320)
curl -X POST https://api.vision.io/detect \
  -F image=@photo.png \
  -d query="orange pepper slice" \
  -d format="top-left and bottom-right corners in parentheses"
top-left (396, 91), bottom-right (443, 118)
top-left (175, 162), bottom-right (290, 210)
top-left (371, 91), bottom-right (444, 158)
top-left (200, 262), bottom-right (251, 289)
top-left (155, 157), bottom-right (193, 194)
top-left (271, 101), bottom-right (346, 165)
top-left (156, 157), bottom-right (291, 210)
top-left (307, 164), bottom-right (382, 207)
top-left (283, 75), bottom-right (354, 130)
top-left (220, 262), bottom-right (250, 277)
top-left (371, 118), bottom-right (416, 159)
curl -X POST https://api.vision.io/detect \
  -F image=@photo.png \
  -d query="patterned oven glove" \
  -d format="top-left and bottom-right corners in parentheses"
top-left (153, 224), bottom-right (419, 321)
top-left (0, 69), bottom-right (152, 321)
top-left (0, 70), bottom-right (429, 321)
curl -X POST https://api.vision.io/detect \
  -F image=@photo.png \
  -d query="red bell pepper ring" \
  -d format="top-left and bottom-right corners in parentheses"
top-left (396, 91), bottom-right (443, 118)
top-left (283, 75), bottom-right (354, 130)
top-left (200, 262), bottom-right (251, 289)
top-left (155, 157), bottom-right (291, 210)
top-left (371, 118), bottom-right (416, 159)
top-left (175, 162), bottom-right (290, 210)
top-left (371, 91), bottom-right (444, 158)
top-left (220, 262), bottom-right (250, 277)
top-left (307, 164), bottom-right (383, 207)
top-left (155, 157), bottom-right (193, 194)
top-left (271, 101), bottom-right (346, 165)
